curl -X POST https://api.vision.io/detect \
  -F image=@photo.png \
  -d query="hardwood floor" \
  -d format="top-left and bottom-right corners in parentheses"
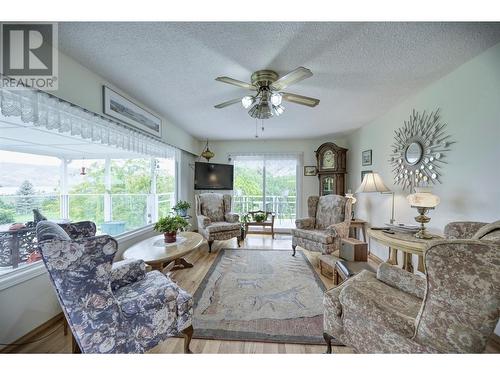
top-left (3, 234), bottom-right (499, 354)
top-left (4, 234), bottom-right (352, 354)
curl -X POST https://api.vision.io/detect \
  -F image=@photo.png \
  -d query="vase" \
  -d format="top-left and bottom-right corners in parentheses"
top-left (176, 208), bottom-right (188, 217)
top-left (164, 231), bottom-right (177, 243)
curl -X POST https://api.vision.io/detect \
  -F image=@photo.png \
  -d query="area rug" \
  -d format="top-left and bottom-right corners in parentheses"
top-left (192, 249), bottom-right (327, 344)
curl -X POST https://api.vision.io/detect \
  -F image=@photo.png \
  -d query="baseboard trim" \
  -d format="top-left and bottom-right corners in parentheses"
top-left (0, 312), bottom-right (64, 353)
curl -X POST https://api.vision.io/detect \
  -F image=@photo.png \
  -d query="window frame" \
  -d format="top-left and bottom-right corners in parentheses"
top-left (0, 151), bottom-right (178, 282)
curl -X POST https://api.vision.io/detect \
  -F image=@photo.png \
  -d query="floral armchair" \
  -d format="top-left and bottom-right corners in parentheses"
top-left (195, 193), bottom-right (241, 252)
top-left (36, 220), bottom-right (194, 353)
top-left (323, 220), bottom-right (500, 353)
top-left (291, 195), bottom-right (352, 256)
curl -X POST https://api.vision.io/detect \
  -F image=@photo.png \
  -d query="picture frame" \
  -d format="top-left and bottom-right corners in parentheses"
top-left (362, 149), bottom-right (372, 166)
top-left (103, 86), bottom-right (162, 138)
top-left (361, 170), bottom-right (373, 183)
top-left (304, 166), bottom-right (317, 176)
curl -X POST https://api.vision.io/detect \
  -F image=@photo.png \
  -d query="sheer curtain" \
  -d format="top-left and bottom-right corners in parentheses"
top-left (0, 86), bottom-right (175, 159)
top-left (230, 152), bottom-right (302, 229)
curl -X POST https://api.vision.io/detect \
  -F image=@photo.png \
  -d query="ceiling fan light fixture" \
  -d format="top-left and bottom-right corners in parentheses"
top-left (241, 95), bottom-right (255, 109)
top-left (273, 104), bottom-right (285, 116)
top-left (270, 92), bottom-right (282, 106)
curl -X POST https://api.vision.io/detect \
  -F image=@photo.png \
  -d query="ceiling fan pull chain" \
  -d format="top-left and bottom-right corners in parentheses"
top-left (255, 118), bottom-right (259, 138)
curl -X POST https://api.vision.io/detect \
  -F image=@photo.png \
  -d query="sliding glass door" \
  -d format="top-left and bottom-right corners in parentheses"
top-left (233, 154), bottom-right (299, 229)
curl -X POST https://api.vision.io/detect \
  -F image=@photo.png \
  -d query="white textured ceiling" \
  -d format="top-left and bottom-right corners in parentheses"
top-left (58, 22), bottom-right (500, 140)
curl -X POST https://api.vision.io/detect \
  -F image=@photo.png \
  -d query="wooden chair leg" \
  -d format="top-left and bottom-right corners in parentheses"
top-left (71, 332), bottom-right (81, 354)
top-left (292, 245), bottom-right (297, 256)
top-left (208, 240), bottom-right (214, 253)
top-left (323, 332), bottom-right (333, 354)
top-left (181, 325), bottom-right (194, 354)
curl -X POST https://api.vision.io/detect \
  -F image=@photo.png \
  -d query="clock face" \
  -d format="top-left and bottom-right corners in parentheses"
top-left (322, 150), bottom-right (336, 169)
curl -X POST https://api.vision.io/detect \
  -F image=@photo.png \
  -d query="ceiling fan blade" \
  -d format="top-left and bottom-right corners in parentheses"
top-left (215, 76), bottom-right (256, 90)
top-left (270, 67), bottom-right (313, 91)
top-left (214, 98), bottom-right (242, 109)
top-left (281, 92), bottom-right (320, 107)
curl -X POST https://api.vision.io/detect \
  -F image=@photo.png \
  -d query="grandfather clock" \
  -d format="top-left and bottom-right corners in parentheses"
top-left (315, 142), bottom-right (348, 196)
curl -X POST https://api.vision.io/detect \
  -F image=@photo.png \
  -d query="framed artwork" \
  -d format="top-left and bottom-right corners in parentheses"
top-left (103, 86), bottom-right (162, 138)
top-left (362, 149), bottom-right (372, 166)
top-left (361, 170), bottom-right (373, 183)
top-left (304, 166), bottom-right (317, 176)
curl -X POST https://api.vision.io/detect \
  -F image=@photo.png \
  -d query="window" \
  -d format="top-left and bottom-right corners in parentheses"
top-left (156, 158), bottom-right (176, 218)
top-left (110, 159), bottom-right (151, 232)
top-left (0, 151), bottom-right (61, 229)
top-left (0, 150), bottom-right (177, 276)
top-left (233, 153), bottom-right (300, 228)
top-left (67, 159), bottom-right (106, 226)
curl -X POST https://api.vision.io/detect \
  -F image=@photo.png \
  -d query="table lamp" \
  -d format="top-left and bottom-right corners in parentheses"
top-left (345, 190), bottom-right (357, 219)
top-left (407, 187), bottom-right (440, 239)
top-left (355, 172), bottom-right (395, 224)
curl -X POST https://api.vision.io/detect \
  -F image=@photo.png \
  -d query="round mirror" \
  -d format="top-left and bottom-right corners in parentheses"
top-left (405, 142), bottom-right (423, 165)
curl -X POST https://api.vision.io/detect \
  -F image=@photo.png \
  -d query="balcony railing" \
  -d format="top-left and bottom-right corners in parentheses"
top-left (0, 192), bottom-right (175, 274)
top-left (233, 195), bottom-right (297, 228)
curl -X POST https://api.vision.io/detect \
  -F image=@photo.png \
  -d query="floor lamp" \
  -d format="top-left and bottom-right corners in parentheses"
top-left (356, 172), bottom-right (395, 224)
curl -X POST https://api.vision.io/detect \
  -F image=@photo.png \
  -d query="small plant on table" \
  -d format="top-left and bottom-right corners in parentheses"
top-left (154, 215), bottom-right (189, 243)
top-left (172, 200), bottom-right (191, 217)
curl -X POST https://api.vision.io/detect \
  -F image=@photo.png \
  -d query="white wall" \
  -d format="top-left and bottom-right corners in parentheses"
top-left (206, 137), bottom-right (349, 218)
top-left (53, 52), bottom-right (200, 155)
top-left (345, 43), bottom-right (500, 333)
top-left (0, 52), bottom-right (201, 345)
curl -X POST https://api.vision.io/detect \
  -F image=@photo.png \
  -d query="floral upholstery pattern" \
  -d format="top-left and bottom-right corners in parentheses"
top-left (444, 221), bottom-right (487, 239)
top-left (315, 195), bottom-right (347, 229)
top-left (291, 229), bottom-right (334, 244)
top-left (36, 221), bottom-right (193, 353)
top-left (323, 227), bottom-right (500, 353)
top-left (196, 193), bottom-right (226, 222)
top-left (471, 220), bottom-right (500, 242)
top-left (224, 213), bottom-right (239, 223)
top-left (413, 239), bottom-right (500, 353)
top-left (195, 193), bottom-right (241, 251)
top-left (376, 262), bottom-right (425, 299)
top-left (202, 222), bottom-right (241, 234)
top-left (59, 221), bottom-right (97, 240)
top-left (295, 217), bottom-right (315, 230)
top-left (292, 195), bottom-right (352, 254)
top-left (110, 259), bottom-right (147, 291)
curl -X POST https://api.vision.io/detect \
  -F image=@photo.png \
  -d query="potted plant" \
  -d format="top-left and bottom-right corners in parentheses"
top-left (253, 212), bottom-right (267, 223)
top-left (172, 200), bottom-right (191, 217)
top-left (154, 215), bottom-right (189, 243)
top-left (240, 213), bottom-right (250, 240)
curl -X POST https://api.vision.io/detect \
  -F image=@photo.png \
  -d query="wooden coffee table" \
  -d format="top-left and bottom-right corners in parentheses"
top-left (123, 232), bottom-right (203, 272)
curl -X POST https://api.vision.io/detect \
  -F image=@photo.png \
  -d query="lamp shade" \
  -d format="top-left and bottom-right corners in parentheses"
top-left (356, 172), bottom-right (391, 193)
top-left (407, 187), bottom-right (440, 208)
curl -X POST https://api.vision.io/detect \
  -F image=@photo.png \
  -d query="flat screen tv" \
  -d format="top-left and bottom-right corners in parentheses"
top-left (194, 162), bottom-right (234, 190)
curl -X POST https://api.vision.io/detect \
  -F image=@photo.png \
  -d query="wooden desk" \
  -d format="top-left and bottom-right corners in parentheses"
top-left (245, 211), bottom-right (275, 239)
top-left (366, 228), bottom-right (442, 273)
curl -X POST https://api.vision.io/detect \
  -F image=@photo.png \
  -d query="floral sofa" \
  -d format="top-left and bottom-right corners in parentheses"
top-left (323, 220), bottom-right (500, 353)
top-left (195, 193), bottom-right (241, 252)
top-left (291, 195), bottom-right (352, 256)
top-left (36, 220), bottom-right (194, 353)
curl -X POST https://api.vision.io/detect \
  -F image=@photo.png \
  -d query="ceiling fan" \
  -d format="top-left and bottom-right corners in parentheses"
top-left (214, 67), bottom-right (320, 119)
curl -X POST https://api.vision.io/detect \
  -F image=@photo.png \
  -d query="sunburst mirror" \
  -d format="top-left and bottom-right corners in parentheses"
top-left (389, 108), bottom-right (453, 191)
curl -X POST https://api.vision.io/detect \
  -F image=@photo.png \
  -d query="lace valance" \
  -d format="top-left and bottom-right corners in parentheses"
top-left (0, 86), bottom-right (175, 158)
